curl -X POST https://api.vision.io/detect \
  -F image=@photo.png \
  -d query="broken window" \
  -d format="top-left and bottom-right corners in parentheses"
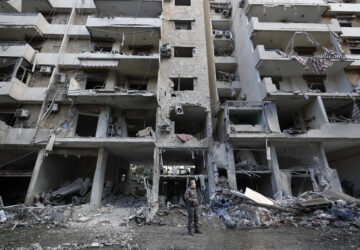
top-left (93, 40), bottom-right (113, 52)
top-left (84, 71), bottom-right (108, 89)
top-left (75, 114), bottom-right (99, 137)
top-left (350, 48), bottom-right (360, 55)
top-left (128, 45), bottom-right (153, 56)
top-left (323, 99), bottom-right (360, 123)
top-left (124, 110), bottom-right (156, 137)
top-left (229, 110), bottom-right (263, 126)
top-left (174, 47), bottom-right (194, 57)
top-left (170, 77), bottom-right (195, 91)
top-left (169, 106), bottom-right (207, 139)
top-left (340, 22), bottom-right (353, 27)
top-left (0, 106), bottom-right (17, 126)
top-left (27, 39), bottom-right (44, 51)
top-left (0, 112), bottom-right (15, 126)
top-left (304, 74), bottom-right (326, 92)
top-left (174, 20), bottom-right (192, 30)
top-left (294, 47), bottom-right (316, 56)
top-left (128, 78), bottom-right (148, 91)
top-left (175, 0), bottom-right (191, 6)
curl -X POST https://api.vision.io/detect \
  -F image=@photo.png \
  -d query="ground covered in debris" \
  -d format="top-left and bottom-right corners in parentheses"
top-left (1, 207), bottom-right (360, 250)
top-left (134, 211), bottom-right (360, 250)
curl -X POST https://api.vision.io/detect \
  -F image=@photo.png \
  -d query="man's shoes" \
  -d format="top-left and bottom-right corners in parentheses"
top-left (188, 231), bottom-right (193, 236)
top-left (194, 230), bottom-right (202, 234)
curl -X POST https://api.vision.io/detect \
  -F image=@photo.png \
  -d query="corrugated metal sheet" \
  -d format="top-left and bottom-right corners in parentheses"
top-left (80, 60), bottom-right (118, 68)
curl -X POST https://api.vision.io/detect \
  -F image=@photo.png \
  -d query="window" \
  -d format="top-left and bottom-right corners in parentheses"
top-left (169, 106), bottom-right (207, 139)
top-left (304, 75), bottom-right (326, 92)
top-left (175, 0), bottom-right (191, 6)
top-left (170, 78), bottom-right (195, 91)
top-left (128, 45), bottom-right (153, 56)
top-left (128, 78), bottom-right (148, 91)
top-left (174, 47), bottom-right (194, 57)
top-left (350, 48), bottom-right (360, 55)
top-left (84, 71), bottom-right (107, 89)
top-left (93, 41), bottom-right (113, 52)
top-left (85, 78), bottom-right (105, 89)
top-left (174, 20), bottom-right (192, 30)
top-left (75, 114), bottom-right (99, 137)
top-left (339, 21), bottom-right (353, 27)
top-left (294, 47), bottom-right (316, 56)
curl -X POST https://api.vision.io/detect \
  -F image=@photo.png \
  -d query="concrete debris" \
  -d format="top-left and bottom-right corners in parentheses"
top-left (38, 177), bottom-right (92, 206)
top-left (203, 189), bottom-right (360, 231)
top-left (0, 195), bottom-right (4, 208)
top-left (0, 210), bottom-right (6, 222)
top-left (177, 134), bottom-right (190, 142)
top-left (136, 127), bottom-right (154, 137)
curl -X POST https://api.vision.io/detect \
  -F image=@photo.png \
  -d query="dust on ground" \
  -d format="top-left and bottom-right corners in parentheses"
top-left (1, 206), bottom-right (360, 250)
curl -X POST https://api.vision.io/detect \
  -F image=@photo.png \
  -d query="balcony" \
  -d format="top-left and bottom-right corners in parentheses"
top-left (329, 3), bottom-right (360, 15)
top-left (244, 0), bottom-right (328, 23)
top-left (67, 76), bottom-right (157, 109)
top-left (0, 42), bottom-right (36, 63)
top-left (210, 2), bottom-right (232, 21)
top-left (93, 0), bottom-right (162, 18)
top-left (0, 78), bottom-right (46, 103)
top-left (249, 17), bottom-right (341, 47)
top-left (35, 52), bottom-right (160, 72)
top-left (215, 57), bottom-right (240, 98)
top-left (0, 12), bottom-right (48, 40)
top-left (86, 16), bottom-right (161, 49)
top-left (254, 45), bottom-right (353, 79)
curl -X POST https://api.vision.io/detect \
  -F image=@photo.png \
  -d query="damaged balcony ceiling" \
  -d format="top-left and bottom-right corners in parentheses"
top-left (21, 0), bottom-right (52, 12)
top-left (86, 17), bottom-right (161, 48)
top-left (93, 0), bottom-right (162, 18)
top-left (256, 54), bottom-right (352, 77)
top-left (66, 93), bottom-right (158, 110)
top-left (246, 4), bottom-right (327, 23)
top-left (53, 138), bottom-right (155, 164)
top-left (251, 31), bottom-right (333, 51)
top-left (78, 55), bottom-right (159, 77)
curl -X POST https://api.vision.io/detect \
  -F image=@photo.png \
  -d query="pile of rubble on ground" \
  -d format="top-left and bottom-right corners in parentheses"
top-left (35, 178), bottom-right (92, 206)
top-left (203, 187), bottom-right (360, 233)
top-left (0, 204), bottom-right (68, 231)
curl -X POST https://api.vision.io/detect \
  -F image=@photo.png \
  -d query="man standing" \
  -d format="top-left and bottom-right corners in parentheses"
top-left (184, 180), bottom-right (202, 236)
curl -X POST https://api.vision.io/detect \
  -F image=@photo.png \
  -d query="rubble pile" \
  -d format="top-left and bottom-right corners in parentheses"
top-left (0, 204), bottom-right (66, 229)
top-left (35, 178), bottom-right (92, 206)
top-left (203, 188), bottom-right (360, 232)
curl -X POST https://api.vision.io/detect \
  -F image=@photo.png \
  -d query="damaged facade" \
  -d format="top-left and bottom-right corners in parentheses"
top-left (0, 0), bottom-right (359, 218)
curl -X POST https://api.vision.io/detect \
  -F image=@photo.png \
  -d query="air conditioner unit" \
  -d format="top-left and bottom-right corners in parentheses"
top-left (160, 43), bottom-right (171, 58)
top-left (222, 9), bottom-right (231, 17)
top-left (214, 30), bottom-right (223, 38)
top-left (15, 109), bottom-right (30, 119)
top-left (55, 73), bottom-right (67, 84)
top-left (224, 31), bottom-right (232, 39)
top-left (175, 105), bottom-right (184, 115)
top-left (47, 103), bottom-right (60, 113)
top-left (39, 66), bottom-right (52, 75)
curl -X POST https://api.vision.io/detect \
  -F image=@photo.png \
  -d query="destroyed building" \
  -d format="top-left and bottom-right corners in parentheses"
top-left (0, 0), bottom-right (360, 218)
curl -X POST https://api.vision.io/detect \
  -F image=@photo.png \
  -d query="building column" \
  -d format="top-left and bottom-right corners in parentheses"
top-left (147, 147), bottom-right (160, 221)
top-left (268, 145), bottom-right (283, 194)
top-left (226, 146), bottom-right (238, 191)
top-left (90, 148), bottom-right (109, 208)
top-left (206, 149), bottom-right (216, 197)
top-left (24, 148), bottom-right (46, 206)
top-left (96, 106), bottom-right (110, 138)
